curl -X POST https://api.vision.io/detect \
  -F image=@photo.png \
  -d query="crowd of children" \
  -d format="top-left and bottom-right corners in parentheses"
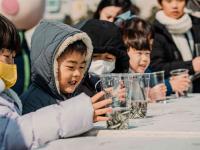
top-left (0, 0), bottom-right (200, 149)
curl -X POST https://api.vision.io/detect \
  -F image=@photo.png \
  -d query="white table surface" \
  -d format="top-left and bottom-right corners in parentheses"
top-left (37, 94), bottom-right (200, 150)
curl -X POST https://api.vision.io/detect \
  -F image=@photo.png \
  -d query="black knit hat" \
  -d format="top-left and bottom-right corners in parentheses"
top-left (74, 19), bottom-right (129, 73)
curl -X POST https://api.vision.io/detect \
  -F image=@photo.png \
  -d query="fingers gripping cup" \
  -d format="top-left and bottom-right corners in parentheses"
top-left (100, 73), bottom-right (130, 130)
top-left (170, 69), bottom-right (189, 98)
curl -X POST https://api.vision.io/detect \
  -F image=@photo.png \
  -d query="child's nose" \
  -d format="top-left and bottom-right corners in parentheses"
top-left (171, 1), bottom-right (178, 8)
top-left (73, 69), bottom-right (81, 77)
top-left (141, 54), bottom-right (148, 61)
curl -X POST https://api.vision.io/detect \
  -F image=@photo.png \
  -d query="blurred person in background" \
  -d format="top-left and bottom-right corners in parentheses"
top-left (93, 0), bottom-right (140, 22)
top-left (150, 0), bottom-right (200, 93)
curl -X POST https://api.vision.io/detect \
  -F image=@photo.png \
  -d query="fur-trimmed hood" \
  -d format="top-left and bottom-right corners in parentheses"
top-left (30, 20), bottom-right (93, 99)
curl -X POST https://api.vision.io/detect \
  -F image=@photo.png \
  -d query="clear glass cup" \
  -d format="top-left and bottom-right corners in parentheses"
top-left (128, 73), bottom-right (150, 119)
top-left (100, 73), bottom-right (130, 130)
top-left (195, 43), bottom-right (200, 57)
top-left (170, 69), bottom-right (189, 98)
top-left (149, 71), bottom-right (166, 102)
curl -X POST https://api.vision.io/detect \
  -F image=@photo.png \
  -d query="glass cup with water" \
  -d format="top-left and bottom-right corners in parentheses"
top-left (100, 73), bottom-right (130, 130)
top-left (149, 71), bottom-right (166, 102)
top-left (170, 69), bottom-right (189, 98)
top-left (128, 73), bottom-right (150, 119)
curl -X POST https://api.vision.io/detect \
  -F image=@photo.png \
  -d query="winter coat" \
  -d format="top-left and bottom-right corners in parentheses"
top-left (21, 20), bottom-right (93, 114)
top-left (12, 31), bottom-right (31, 96)
top-left (0, 81), bottom-right (93, 149)
top-left (150, 15), bottom-right (200, 92)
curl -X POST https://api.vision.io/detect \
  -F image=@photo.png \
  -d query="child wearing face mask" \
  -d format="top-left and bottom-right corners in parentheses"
top-left (77, 19), bottom-right (129, 74)
top-left (121, 16), bottom-right (191, 102)
top-left (89, 52), bottom-right (117, 76)
top-left (74, 19), bottom-right (129, 96)
top-left (0, 15), bottom-right (112, 149)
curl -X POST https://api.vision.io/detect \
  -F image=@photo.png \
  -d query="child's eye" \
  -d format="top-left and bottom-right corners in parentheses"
top-left (107, 16), bottom-right (112, 19)
top-left (136, 52), bottom-right (142, 55)
top-left (145, 52), bottom-right (150, 55)
top-left (106, 57), bottom-right (113, 61)
top-left (3, 55), bottom-right (10, 58)
top-left (67, 66), bottom-right (74, 70)
top-left (93, 55), bottom-right (101, 60)
top-left (80, 66), bottom-right (85, 70)
top-left (93, 55), bottom-right (99, 58)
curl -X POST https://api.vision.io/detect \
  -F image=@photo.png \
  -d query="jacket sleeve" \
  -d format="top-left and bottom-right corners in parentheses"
top-left (1, 93), bottom-right (94, 150)
top-left (150, 33), bottom-right (194, 76)
top-left (164, 79), bottom-right (173, 96)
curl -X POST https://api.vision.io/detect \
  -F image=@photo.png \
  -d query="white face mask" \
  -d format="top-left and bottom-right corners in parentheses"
top-left (89, 60), bottom-right (115, 75)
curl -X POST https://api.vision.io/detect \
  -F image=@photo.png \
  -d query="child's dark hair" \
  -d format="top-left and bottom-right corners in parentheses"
top-left (122, 17), bottom-right (153, 51)
top-left (93, 0), bottom-right (140, 19)
top-left (60, 40), bottom-right (87, 58)
top-left (0, 14), bottom-right (20, 53)
top-left (157, 0), bottom-right (188, 5)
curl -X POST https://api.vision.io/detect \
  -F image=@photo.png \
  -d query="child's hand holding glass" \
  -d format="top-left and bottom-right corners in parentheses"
top-left (92, 91), bottom-right (112, 122)
top-left (170, 69), bottom-right (190, 97)
top-left (148, 83), bottom-right (167, 102)
top-left (170, 72), bottom-right (191, 97)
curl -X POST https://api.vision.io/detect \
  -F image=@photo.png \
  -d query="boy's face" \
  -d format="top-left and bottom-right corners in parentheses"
top-left (57, 51), bottom-right (86, 94)
top-left (92, 52), bottom-right (116, 62)
top-left (128, 47), bottom-right (150, 73)
top-left (0, 49), bottom-right (15, 64)
top-left (160, 0), bottom-right (186, 19)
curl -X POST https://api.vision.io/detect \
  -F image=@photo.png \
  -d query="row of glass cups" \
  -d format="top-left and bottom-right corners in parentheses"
top-left (100, 69), bottom-right (190, 130)
top-left (99, 72), bottom-right (163, 130)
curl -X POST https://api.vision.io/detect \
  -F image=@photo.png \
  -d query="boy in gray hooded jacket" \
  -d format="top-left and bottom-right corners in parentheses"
top-left (0, 15), bottom-right (111, 150)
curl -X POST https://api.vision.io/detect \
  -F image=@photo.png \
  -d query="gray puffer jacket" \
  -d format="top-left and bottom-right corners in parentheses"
top-left (0, 20), bottom-right (94, 150)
